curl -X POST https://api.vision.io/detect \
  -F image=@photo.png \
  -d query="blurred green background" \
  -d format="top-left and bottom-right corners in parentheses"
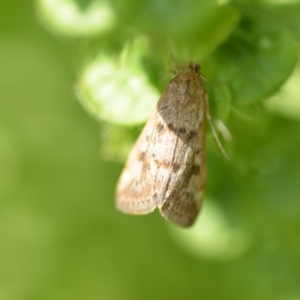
top-left (1, 0), bottom-right (300, 299)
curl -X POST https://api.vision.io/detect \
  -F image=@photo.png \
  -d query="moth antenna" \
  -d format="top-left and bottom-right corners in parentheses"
top-left (205, 96), bottom-right (230, 160)
top-left (167, 40), bottom-right (178, 75)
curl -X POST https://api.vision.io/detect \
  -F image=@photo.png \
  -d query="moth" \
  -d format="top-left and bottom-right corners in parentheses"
top-left (116, 63), bottom-right (226, 227)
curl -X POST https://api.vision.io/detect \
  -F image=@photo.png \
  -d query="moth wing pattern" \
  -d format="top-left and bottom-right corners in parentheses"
top-left (116, 108), bottom-right (178, 214)
top-left (116, 64), bottom-right (207, 227)
top-left (157, 76), bottom-right (207, 227)
top-left (159, 116), bottom-right (206, 227)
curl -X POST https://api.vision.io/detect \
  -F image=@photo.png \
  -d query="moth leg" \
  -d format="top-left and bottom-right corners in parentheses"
top-left (215, 119), bottom-right (232, 142)
top-left (205, 95), bottom-right (229, 160)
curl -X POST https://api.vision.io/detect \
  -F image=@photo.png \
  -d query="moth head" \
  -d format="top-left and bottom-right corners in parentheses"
top-left (187, 63), bottom-right (201, 75)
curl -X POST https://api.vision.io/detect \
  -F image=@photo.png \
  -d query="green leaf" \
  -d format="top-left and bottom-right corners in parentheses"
top-left (208, 4), bottom-right (298, 106)
top-left (205, 82), bottom-right (232, 121)
top-left (268, 2), bottom-right (300, 39)
top-left (76, 37), bottom-right (159, 125)
top-left (130, 1), bottom-right (241, 62)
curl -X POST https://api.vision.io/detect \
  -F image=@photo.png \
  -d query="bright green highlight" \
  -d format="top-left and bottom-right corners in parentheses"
top-left (36, 0), bottom-right (115, 37)
top-left (76, 38), bottom-right (159, 125)
top-left (170, 200), bottom-right (251, 260)
top-left (266, 60), bottom-right (300, 120)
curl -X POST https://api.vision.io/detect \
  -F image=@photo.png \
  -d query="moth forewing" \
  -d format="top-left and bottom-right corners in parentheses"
top-left (116, 108), bottom-right (160, 214)
top-left (116, 63), bottom-right (207, 227)
top-left (158, 69), bottom-right (206, 227)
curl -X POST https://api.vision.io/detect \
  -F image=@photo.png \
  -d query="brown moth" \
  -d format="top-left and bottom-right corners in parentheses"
top-left (116, 63), bottom-right (209, 227)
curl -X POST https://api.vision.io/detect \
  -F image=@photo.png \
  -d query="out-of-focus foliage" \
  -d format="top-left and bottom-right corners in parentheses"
top-left (0, 0), bottom-right (300, 299)
top-left (76, 37), bottom-right (160, 125)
